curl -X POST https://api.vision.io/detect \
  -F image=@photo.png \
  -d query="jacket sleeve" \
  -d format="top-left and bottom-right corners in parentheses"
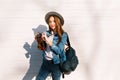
top-left (50, 33), bottom-right (67, 55)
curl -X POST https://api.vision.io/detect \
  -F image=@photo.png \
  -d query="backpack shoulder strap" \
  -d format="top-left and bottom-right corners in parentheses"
top-left (65, 32), bottom-right (71, 47)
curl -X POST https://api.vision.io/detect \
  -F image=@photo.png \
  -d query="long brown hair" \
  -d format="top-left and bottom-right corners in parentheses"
top-left (49, 16), bottom-right (64, 44)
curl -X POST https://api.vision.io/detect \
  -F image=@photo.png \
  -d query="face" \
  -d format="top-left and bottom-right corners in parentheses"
top-left (48, 16), bottom-right (56, 30)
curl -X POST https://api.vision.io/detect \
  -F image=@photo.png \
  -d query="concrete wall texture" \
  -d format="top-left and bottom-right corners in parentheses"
top-left (0, 0), bottom-right (120, 80)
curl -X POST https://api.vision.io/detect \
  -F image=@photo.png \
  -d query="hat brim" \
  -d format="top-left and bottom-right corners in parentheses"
top-left (45, 11), bottom-right (64, 25)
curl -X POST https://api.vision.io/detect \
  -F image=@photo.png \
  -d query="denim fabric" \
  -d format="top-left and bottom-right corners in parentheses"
top-left (45, 31), bottom-right (67, 64)
top-left (36, 31), bottom-right (67, 80)
top-left (36, 59), bottom-right (61, 80)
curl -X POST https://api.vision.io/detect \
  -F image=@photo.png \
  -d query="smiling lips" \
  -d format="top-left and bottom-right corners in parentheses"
top-left (51, 25), bottom-right (55, 29)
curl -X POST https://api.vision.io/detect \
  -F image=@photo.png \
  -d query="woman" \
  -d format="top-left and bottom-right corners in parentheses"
top-left (35, 11), bottom-right (68, 80)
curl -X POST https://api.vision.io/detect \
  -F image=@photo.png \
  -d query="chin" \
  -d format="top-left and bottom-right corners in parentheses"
top-left (51, 27), bottom-right (55, 30)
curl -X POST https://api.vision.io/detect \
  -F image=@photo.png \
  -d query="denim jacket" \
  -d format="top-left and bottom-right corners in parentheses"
top-left (43, 31), bottom-right (67, 64)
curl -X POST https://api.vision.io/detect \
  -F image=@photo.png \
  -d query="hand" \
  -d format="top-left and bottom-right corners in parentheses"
top-left (41, 32), bottom-right (46, 41)
top-left (41, 32), bottom-right (53, 46)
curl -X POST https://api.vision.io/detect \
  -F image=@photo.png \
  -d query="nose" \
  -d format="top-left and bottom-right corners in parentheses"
top-left (50, 22), bottom-right (54, 26)
top-left (51, 23), bottom-right (54, 26)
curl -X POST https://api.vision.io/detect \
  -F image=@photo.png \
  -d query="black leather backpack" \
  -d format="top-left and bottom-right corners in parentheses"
top-left (59, 33), bottom-right (79, 78)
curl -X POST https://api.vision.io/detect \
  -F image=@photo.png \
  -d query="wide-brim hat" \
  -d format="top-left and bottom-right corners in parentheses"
top-left (45, 11), bottom-right (64, 25)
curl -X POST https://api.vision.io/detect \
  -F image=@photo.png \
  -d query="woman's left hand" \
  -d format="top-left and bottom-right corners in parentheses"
top-left (43, 33), bottom-right (53, 46)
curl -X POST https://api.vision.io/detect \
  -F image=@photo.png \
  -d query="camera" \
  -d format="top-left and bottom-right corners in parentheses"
top-left (35, 33), bottom-right (46, 50)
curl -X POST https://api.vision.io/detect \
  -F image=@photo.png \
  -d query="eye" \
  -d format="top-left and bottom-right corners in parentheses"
top-left (48, 20), bottom-right (51, 23)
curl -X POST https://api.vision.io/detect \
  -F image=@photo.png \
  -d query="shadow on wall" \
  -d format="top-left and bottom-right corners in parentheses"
top-left (23, 24), bottom-right (47, 80)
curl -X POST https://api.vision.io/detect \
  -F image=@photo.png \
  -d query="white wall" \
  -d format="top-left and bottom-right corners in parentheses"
top-left (0, 0), bottom-right (120, 80)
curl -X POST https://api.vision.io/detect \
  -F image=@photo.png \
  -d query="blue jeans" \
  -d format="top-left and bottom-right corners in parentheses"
top-left (36, 59), bottom-right (61, 80)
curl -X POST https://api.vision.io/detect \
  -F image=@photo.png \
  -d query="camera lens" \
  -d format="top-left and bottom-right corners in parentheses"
top-left (37, 33), bottom-right (42, 38)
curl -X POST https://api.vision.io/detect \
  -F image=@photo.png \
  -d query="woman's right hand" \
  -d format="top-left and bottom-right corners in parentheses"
top-left (41, 32), bottom-right (46, 41)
